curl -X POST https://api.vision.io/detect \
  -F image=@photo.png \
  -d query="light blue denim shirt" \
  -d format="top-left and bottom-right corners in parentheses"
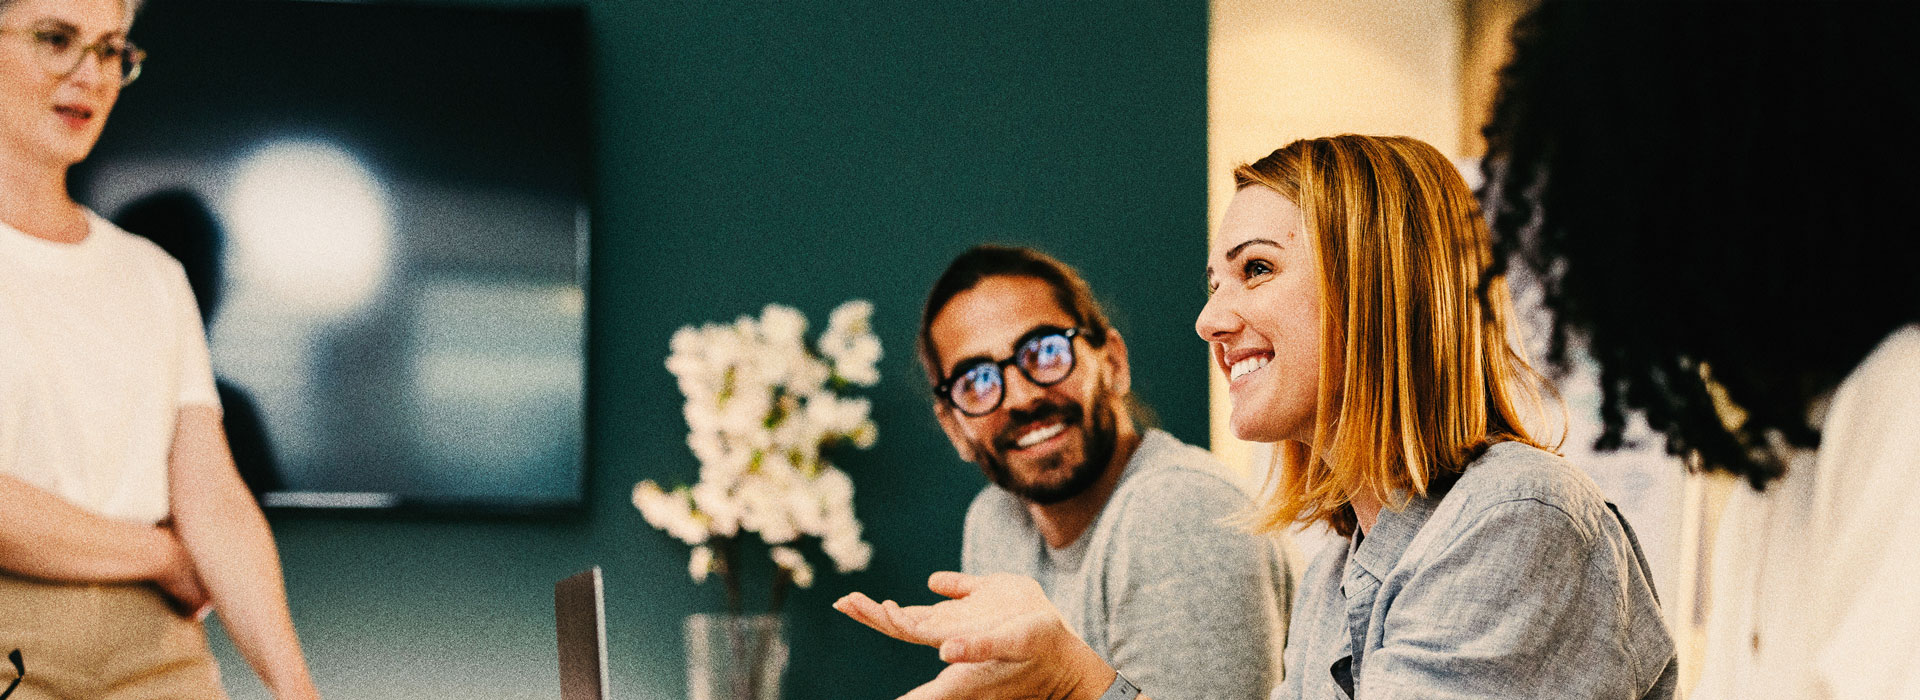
top-left (1274, 442), bottom-right (1677, 700)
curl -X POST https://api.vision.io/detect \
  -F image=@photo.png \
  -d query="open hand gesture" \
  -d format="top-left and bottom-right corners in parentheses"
top-left (834, 572), bottom-right (1121, 700)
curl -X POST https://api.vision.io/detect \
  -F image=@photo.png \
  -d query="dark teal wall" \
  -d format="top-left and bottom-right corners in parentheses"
top-left (211, 2), bottom-right (1210, 698)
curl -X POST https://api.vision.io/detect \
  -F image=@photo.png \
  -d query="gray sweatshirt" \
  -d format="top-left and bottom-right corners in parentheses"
top-left (963, 429), bottom-right (1293, 700)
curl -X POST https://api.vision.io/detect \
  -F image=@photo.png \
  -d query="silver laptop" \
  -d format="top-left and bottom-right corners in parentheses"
top-left (556, 567), bottom-right (612, 700)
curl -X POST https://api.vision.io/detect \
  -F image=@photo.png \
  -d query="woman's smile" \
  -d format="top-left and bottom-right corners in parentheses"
top-left (1223, 348), bottom-right (1274, 387)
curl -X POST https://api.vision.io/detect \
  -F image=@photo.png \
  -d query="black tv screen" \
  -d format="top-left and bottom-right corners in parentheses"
top-left (74, 0), bottom-right (592, 513)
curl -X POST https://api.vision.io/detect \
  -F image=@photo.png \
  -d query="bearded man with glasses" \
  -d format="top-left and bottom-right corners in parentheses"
top-left (910, 245), bottom-right (1293, 700)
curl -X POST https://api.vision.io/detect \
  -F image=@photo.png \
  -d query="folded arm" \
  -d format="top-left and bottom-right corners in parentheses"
top-left (0, 474), bottom-right (197, 591)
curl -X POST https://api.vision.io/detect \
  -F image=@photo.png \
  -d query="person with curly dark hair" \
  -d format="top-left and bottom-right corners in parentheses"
top-left (1480, 2), bottom-right (1920, 698)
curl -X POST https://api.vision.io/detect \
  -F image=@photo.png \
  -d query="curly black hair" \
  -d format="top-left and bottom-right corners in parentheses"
top-left (1481, 1), bottom-right (1920, 489)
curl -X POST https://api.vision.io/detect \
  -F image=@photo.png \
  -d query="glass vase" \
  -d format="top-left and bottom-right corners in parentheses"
top-left (685, 613), bottom-right (787, 700)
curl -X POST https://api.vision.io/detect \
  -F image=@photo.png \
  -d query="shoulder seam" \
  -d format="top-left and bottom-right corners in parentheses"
top-left (1437, 496), bottom-right (1593, 554)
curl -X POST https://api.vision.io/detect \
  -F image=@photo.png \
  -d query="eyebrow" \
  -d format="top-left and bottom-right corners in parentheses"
top-left (940, 324), bottom-right (1070, 379)
top-left (1204, 238), bottom-right (1285, 281)
top-left (32, 19), bottom-right (126, 40)
top-left (942, 352), bottom-right (993, 380)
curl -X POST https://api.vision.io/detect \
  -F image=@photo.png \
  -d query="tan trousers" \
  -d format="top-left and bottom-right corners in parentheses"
top-left (0, 572), bottom-right (228, 700)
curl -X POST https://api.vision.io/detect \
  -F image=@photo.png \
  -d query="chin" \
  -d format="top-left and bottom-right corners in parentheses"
top-left (42, 127), bottom-right (104, 157)
top-left (1232, 400), bottom-right (1316, 445)
top-left (62, 139), bottom-right (102, 163)
top-left (30, 140), bottom-right (93, 167)
top-left (1228, 412), bottom-right (1282, 444)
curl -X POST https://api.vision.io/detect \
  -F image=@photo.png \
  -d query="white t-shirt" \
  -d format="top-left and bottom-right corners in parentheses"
top-left (0, 211), bottom-right (219, 525)
top-left (1693, 324), bottom-right (1920, 700)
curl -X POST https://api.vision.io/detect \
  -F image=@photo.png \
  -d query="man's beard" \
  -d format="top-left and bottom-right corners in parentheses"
top-left (973, 383), bottom-right (1122, 506)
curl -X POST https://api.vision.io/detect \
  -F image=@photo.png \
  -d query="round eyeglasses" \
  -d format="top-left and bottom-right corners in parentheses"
top-left (3, 26), bottom-right (146, 86)
top-left (936, 327), bottom-right (1081, 417)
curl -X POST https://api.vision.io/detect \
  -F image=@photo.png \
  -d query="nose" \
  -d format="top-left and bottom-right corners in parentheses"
top-left (63, 57), bottom-right (103, 89)
top-left (1000, 363), bottom-right (1049, 413)
top-left (62, 48), bottom-right (114, 90)
top-left (1195, 289), bottom-right (1241, 343)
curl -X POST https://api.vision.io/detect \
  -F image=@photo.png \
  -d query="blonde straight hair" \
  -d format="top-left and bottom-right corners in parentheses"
top-left (1235, 135), bottom-right (1560, 536)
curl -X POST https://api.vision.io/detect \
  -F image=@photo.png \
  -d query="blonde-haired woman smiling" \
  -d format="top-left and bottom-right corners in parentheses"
top-left (0, 0), bottom-right (317, 697)
top-left (838, 135), bottom-right (1675, 700)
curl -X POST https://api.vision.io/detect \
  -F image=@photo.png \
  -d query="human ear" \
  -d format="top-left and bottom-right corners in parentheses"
top-left (1102, 328), bottom-right (1132, 398)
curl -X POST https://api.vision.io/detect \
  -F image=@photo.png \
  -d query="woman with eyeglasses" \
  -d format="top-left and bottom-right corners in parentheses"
top-left (837, 135), bottom-right (1677, 699)
top-left (0, 1), bottom-right (318, 698)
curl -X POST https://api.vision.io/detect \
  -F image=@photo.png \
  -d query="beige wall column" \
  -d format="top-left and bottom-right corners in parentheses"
top-left (1458, 0), bottom-right (1536, 157)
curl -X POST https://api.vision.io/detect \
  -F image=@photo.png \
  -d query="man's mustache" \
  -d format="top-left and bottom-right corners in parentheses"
top-left (992, 401), bottom-right (1083, 450)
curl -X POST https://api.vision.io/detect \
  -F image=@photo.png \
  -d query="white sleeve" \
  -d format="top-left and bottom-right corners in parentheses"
top-left (1811, 329), bottom-right (1920, 699)
top-left (170, 263), bottom-right (220, 409)
top-left (1816, 493), bottom-right (1920, 699)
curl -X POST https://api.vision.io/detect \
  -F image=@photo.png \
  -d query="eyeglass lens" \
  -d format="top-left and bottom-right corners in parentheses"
top-left (951, 363), bottom-right (1004, 415)
top-left (947, 331), bottom-right (1076, 416)
top-left (31, 30), bottom-right (143, 85)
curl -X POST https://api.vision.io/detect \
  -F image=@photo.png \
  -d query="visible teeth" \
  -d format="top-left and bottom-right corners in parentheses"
top-left (1229, 355), bottom-right (1271, 382)
top-left (1016, 422), bottom-right (1066, 448)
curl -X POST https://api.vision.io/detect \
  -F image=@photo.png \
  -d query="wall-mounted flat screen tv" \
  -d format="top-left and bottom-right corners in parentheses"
top-left (73, 0), bottom-right (592, 514)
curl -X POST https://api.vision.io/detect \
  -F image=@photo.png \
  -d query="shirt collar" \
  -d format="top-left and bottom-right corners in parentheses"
top-left (1113, 428), bottom-right (1172, 484)
top-left (1348, 487), bottom-right (1442, 581)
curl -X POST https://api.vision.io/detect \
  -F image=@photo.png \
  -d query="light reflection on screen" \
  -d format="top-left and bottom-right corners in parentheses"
top-left (202, 171), bottom-right (586, 509)
top-left (226, 140), bottom-right (393, 317)
top-left (74, 1), bottom-right (592, 513)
